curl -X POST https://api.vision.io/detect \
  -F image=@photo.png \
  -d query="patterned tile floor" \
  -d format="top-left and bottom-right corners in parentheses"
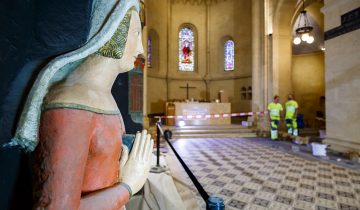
top-left (167, 138), bottom-right (360, 210)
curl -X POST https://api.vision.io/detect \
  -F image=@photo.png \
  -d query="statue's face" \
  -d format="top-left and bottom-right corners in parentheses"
top-left (117, 10), bottom-right (144, 72)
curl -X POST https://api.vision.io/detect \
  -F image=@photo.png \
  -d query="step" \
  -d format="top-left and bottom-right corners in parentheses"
top-left (161, 125), bottom-right (251, 131)
top-left (171, 126), bottom-right (252, 131)
top-left (148, 124), bottom-right (257, 139)
top-left (172, 133), bottom-right (257, 138)
top-left (172, 129), bottom-right (254, 134)
top-left (170, 125), bottom-right (249, 129)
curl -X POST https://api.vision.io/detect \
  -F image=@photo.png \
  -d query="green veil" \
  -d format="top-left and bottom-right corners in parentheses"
top-left (7, 0), bottom-right (140, 152)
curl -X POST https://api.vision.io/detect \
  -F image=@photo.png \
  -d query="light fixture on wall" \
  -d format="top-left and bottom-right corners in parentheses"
top-left (293, 0), bottom-right (314, 45)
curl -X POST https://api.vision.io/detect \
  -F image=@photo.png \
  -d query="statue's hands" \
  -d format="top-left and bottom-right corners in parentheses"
top-left (119, 145), bottom-right (129, 180)
top-left (120, 130), bottom-right (154, 196)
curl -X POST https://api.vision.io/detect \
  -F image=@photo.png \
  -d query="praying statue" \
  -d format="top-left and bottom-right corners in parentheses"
top-left (7, 0), bottom-right (153, 209)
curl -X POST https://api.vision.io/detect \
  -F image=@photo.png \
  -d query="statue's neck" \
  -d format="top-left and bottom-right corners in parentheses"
top-left (45, 54), bottom-right (130, 111)
top-left (67, 54), bottom-right (121, 93)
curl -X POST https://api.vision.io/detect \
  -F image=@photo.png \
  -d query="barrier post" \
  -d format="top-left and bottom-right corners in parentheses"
top-left (206, 197), bottom-right (225, 210)
top-left (150, 118), bottom-right (167, 173)
top-left (156, 121), bottom-right (160, 167)
top-left (152, 118), bottom-right (226, 209)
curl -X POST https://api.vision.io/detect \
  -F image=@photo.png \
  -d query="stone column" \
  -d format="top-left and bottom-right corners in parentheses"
top-left (271, 34), bottom-right (292, 101)
top-left (252, 0), bottom-right (265, 111)
top-left (264, 0), bottom-right (273, 105)
top-left (143, 1), bottom-right (149, 129)
top-left (166, 0), bottom-right (172, 101)
top-left (322, 0), bottom-right (360, 152)
top-left (204, 2), bottom-right (211, 101)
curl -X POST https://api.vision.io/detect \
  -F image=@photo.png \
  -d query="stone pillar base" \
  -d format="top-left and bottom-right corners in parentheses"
top-left (324, 137), bottom-right (360, 153)
top-left (143, 116), bottom-right (150, 129)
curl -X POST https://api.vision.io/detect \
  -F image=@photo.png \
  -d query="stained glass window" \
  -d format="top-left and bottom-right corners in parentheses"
top-left (224, 40), bottom-right (234, 71)
top-left (179, 27), bottom-right (195, 71)
top-left (147, 36), bottom-right (151, 67)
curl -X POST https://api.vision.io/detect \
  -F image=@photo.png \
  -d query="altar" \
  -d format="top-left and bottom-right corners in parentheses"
top-left (167, 102), bottom-right (231, 126)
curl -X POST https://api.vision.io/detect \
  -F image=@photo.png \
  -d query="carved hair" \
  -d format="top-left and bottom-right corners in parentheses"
top-left (97, 7), bottom-right (135, 59)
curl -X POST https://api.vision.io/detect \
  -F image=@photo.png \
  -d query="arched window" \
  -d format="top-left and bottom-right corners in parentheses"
top-left (147, 36), bottom-right (151, 67)
top-left (224, 40), bottom-right (234, 71)
top-left (179, 26), bottom-right (195, 71)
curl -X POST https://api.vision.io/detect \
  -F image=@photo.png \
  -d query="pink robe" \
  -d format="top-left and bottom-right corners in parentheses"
top-left (33, 108), bottom-right (128, 209)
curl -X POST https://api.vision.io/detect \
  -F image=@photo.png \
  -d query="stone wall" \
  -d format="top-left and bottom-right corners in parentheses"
top-left (292, 52), bottom-right (325, 127)
top-left (146, 0), bottom-right (252, 116)
top-left (322, 0), bottom-right (360, 152)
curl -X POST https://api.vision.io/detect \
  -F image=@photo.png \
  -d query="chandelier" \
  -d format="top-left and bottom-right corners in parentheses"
top-left (293, 0), bottom-right (314, 45)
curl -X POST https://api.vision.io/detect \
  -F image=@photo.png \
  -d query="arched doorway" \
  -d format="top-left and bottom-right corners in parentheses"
top-left (271, 0), bottom-right (325, 128)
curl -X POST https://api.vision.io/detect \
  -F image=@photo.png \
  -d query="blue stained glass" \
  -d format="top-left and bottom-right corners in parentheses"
top-left (179, 27), bottom-right (195, 71)
top-left (147, 37), bottom-right (151, 67)
top-left (224, 40), bottom-right (234, 71)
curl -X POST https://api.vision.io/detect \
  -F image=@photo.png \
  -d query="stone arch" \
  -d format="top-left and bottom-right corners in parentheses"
top-left (271, 0), bottom-right (298, 102)
top-left (271, 0), bottom-right (322, 100)
top-left (272, 0), bottom-right (325, 127)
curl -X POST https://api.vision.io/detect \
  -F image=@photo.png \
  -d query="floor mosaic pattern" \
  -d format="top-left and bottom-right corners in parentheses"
top-left (169, 138), bottom-right (360, 210)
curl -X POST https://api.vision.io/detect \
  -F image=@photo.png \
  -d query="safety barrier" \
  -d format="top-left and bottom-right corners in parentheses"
top-left (151, 111), bottom-right (270, 209)
top-left (154, 121), bottom-right (225, 210)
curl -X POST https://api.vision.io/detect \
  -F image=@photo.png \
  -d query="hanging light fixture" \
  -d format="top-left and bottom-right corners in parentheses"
top-left (293, 0), bottom-right (314, 45)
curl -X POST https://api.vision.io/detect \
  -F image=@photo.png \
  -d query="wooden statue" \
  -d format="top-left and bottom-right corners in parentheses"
top-left (8, 1), bottom-right (153, 209)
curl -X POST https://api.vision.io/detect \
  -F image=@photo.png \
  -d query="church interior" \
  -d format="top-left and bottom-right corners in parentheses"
top-left (0, 0), bottom-right (359, 209)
